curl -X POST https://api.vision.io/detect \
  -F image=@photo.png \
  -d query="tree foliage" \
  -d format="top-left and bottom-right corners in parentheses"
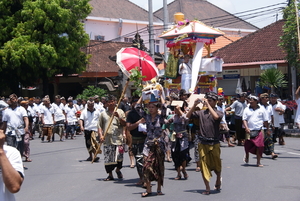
top-left (258, 68), bottom-right (288, 93)
top-left (0, 0), bottom-right (92, 94)
top-left (76, 86), bottom-right (107, 100)
top-left (129, 67), bottom-right (146, 97)
top-left (280, 0), bottom-right (300, 70)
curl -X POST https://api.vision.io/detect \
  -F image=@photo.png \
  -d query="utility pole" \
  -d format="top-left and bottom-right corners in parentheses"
top-left (163, 0), bottom-right (169, 61)
top-left (148, 0), bottom-right (154, 59)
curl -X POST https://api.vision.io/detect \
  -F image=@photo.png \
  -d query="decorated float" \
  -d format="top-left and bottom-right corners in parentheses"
top-left (159, 13), bottom-right (224, 95)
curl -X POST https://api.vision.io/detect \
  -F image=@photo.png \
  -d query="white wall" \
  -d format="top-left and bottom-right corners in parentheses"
top-left (84, 19), bottom-right (165, 53)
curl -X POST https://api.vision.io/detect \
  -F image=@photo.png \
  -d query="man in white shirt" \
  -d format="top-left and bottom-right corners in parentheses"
top-left (32, 97), bottom-right (43, 138)
top-left (79, 99), bottom-right (101, 161)
top-left (52, 95), bottom-right (66, 142)
top-left (2, 94), bottom-right (29, 155)
top-left (64, 97), bottom-right (78, 140)
top-left (178, 55), bottom-right (192, 92)
top-left (40, 97), bottom-right (55, 142)
top-left (259, 93), bottom-right (278, 159)
top-left (270, 93), bottom-right (286, 145)
top-left (0, 129), bottom-right (24, 201)
top-left (0, 97), bottom-right (8, 129)
top-left (243, 95), bottom-right (269, 167)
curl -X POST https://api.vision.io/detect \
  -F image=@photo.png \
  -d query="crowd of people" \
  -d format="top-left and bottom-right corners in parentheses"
top-left (0, 85), bottom-right (295, 199)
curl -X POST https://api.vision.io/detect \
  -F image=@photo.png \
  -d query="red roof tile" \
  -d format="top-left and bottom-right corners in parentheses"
top-left (154, 0), bottom-right (258, 30)
top-left (83, 41), bottom-right (131, 74)
top-left (202, 35), bottom-right (242, 57)
top-left (213, 20), bottom-right (286, 64)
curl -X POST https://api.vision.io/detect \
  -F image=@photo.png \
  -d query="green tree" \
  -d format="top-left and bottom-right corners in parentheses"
top-left (76, 86), bottom-right (107, 100)
top-left (129, 67), bottom-right (146, 97)
top-left (280, 1), bottom-right (300, 70)
top-left (258, 68), bottom-right (288, 93)
top-left (0, 0), bottom-right (92, 95)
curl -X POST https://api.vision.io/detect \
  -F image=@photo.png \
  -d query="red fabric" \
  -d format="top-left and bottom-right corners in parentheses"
top-left (244, 131), bottom-right (264, 157)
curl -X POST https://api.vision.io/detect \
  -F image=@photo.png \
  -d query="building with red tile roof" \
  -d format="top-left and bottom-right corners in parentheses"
top-left (212, 20), bottom-right (288, 97)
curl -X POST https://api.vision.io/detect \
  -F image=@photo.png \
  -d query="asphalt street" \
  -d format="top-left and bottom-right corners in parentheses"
top-left (15, 134), bottom-right (300, 201)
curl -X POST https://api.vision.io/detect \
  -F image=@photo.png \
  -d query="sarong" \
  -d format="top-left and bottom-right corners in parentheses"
top-left (104, 144), bottom-right (124, 166)
top-left (198, 143), bottom-right (222, 182)
top-left (264, 134), bottom-right (274, 155)
top-left (244, 131), bottom-right (264, 157)
top-left (171, 139), bottom-right (188, 169)
top-left (143, 142), bottom-right (165, 185)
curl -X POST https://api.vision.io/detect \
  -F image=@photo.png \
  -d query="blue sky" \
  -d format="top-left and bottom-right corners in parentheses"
top-left (129, 0), bottom-right (287, 28)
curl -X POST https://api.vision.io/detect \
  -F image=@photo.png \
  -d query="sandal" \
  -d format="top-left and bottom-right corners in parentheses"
top-left (116, 171), bottom-right (123, 179)
top-left (257, 164), bottom-right (263, 167)
top-left (215, 178), bottom-right (222, 191)
top-left (130, 164), bottom-right (135, 168)
top-left (24, 159), bottom-right (32, 162)
top-left (104, 176), bottom-right (114, 181)
top-left (174, 175), bottom-right (181, 180)
top-left (182, 171), bottom-right (188, 180)
top-left (141, 191), bottom-right (152, 197)
top-left (195, 167), bottom-right (201, 172)
top-left (202, 190), bottom-right (210, 195)
top-left (157, 191), bottom-right (164, 195)
top-left (243, 156), bottom-right (249, 164)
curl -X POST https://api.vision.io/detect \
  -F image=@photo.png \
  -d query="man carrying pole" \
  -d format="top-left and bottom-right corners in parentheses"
top-left (98, 95), bottom-right (126, 181)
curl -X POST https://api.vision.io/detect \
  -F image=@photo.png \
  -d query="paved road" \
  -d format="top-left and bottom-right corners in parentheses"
top-left (15, 134), bottom-right (300, 201)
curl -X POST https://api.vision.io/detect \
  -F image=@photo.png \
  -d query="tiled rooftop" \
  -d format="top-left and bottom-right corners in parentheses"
top-left (213, 20), bottom-right (286, 64)
top-left (89, 0), bottom-right (161, 22)
top-left (154, 0), bottom-right (258, 30)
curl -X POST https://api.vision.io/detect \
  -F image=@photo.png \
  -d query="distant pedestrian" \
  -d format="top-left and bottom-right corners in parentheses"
top-left (226, 92), bottom-right (247, 146)
top-left (2, 94), bottom-right (29, 155)
top-left (259, 93), bottom-right (278, 159)
top-left (270, 93), bottom-right (286, 145)
top-left (40, 97), bottom-right (55, 143)
top-left (243, 95), bottom-right (269, 167)
top-left (79, 99), bottom-right (101, 161)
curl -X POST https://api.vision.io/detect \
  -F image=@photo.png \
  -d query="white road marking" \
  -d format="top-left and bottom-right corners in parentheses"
top-left (287, 152), bottom-right (300, 156)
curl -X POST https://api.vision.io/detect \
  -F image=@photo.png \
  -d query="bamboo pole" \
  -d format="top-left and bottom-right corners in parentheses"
top-left (91, 79), bottom-right (130, 163)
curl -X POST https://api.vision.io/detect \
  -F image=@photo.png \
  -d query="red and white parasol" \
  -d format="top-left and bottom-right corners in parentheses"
top-left (116, 47), bottom-right (158, 81)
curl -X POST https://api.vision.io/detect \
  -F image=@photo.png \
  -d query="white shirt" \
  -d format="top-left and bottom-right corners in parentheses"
top-left (272, 101), bottom-right (286, 127)
top-left (64, 105), bottom-right (77, 124)
top-left (94, 102), bottom-right (105, 113)
top-left (32, 103), bottom-right (43, 117)
top-left (178, 62), bottom-right (192, 74)
top-left (80, 108), bottom-right (101, 131)
top-left (2, 106), bottom-right (28, 136)
top-left (40, 105), bottom-right (55, 125)
top-left (243, 105), bottom-right (268, 130)
top-left (85, 103), bottom-right (105, 113)
top-left (52, 103), bottom-right (65, 122)
top-left (259, 103), bottom-right (273, 123)
top-left (216, 104), bottom-right (226, 124)
top-left (0, 145), bottom-right (24, 201)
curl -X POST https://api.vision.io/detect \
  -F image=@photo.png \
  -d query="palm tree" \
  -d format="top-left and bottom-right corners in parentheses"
top-left (258, 68), bottom-right (288, 93)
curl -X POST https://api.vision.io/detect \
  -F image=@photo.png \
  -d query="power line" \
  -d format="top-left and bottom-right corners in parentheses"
top-left (86, 2), bottom-right (288, 47)
top-left (200, 2), bottom-right (286, 22)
